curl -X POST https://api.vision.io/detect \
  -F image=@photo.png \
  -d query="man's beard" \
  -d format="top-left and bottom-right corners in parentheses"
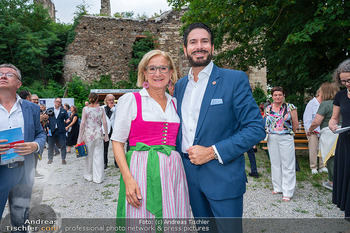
top-left (187, 50), bottom-right (213, 67)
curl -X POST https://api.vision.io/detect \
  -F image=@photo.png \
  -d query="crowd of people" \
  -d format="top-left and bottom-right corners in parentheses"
top-left (0, 22), bottom-right (350, 232)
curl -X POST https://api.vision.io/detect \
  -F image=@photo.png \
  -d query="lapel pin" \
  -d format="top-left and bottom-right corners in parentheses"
top-left (212, 81), bottom-right (216, 85)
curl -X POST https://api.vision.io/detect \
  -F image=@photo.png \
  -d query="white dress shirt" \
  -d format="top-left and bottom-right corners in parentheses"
top-left (303, 97), bottom-right (321, 134)
top-left (180, 61), bottom-right (223, 163)
top-left (53, 107), bottom-right (61, 129)
top-left (0, 94), bottom-right (24, 133)
top-left (102, 104), bottom-right (117, 135)
top-left (110, 88), bottom-right (179, 144)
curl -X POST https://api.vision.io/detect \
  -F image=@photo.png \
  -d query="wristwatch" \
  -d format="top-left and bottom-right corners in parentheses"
top-left (213, 151), bottom-right (218, 160)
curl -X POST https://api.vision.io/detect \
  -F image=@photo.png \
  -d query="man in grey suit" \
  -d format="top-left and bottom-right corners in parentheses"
top-left (0, 64), bottom-right (46, 231)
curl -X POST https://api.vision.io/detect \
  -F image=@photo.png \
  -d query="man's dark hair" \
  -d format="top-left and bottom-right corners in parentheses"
top-left (18, 90), bottom-right (31, 100)
top-left (183, 23), bottom-right (214, 48)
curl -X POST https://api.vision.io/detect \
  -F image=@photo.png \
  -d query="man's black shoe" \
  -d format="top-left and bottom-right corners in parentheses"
top-left (248, 172), bottom-right (259, 178)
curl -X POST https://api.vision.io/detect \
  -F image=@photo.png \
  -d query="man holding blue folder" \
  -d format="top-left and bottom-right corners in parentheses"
top-left (0, 64), bottom-right (46, 231)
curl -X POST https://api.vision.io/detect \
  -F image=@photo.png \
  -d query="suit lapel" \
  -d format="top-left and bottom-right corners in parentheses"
top-left (175, 77), bottom-right (189, 152)
top-left (176, 77), bottom-right (189, 119)
top-left (21, 101), bottom-right (29, 142)
top-left (195, 65), bottom-right (220, 139)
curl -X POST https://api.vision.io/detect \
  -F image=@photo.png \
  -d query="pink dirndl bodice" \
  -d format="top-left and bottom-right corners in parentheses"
top-left (118, 92), bottom-right (191, 219)
top-left (128, 92), bottom-right (179, 147)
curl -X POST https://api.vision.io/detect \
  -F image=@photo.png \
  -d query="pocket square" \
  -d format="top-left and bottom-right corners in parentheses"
top-left (210, 99), bottom-right (223, 105)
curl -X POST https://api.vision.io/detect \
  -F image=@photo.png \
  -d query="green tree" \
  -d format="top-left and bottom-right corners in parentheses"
top-left (128, 32), bottom-right (158, 87)
top-left (0, 0), bottom-right (71, 86)
top-left (66, 76), bottom-right (91, 114)
top-left (168, 0), bottom-right (349, 96)
top-left (252, 84), bottom-right (267, 106)
top-left (18, 79), bottom-right (64, 99)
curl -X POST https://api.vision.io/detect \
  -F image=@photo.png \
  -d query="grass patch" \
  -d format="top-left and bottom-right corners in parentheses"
top-left (293, 207), bottom-right (309, 214)
top-left (102, 190), bottom-right (113, 199)
top-left (104, 184), bottom-right (118, 188)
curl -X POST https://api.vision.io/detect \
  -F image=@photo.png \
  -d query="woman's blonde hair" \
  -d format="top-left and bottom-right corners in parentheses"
top-left (320, 82), bottom-right (339, 101)
top-left (137, 50), bottom-right (178, 87)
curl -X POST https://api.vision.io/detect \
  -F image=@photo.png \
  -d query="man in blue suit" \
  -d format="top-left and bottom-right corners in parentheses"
top-left (0, 63), bottom-right (46, 231)
top-left (174, 23), bottom-right (265, 232)
top-left (47, 97), bottom-right (68, 164)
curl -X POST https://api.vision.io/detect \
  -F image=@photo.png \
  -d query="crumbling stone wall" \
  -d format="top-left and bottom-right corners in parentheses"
top-left (63, 9), bottom-right (266, 92)
top-left (35, 0), bottom-right (55, 21)
top-left (100, 0), bottom-right (111, 16)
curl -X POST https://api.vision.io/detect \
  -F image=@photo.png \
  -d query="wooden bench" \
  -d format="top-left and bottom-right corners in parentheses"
top-left (260, 130), bottom-right (309, 151)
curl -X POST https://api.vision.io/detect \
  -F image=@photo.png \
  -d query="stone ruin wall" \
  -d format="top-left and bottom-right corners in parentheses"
top-left (100, 0), bottom-right (111, 16)
top-left (63, 9), bottom-right (267, 92)
top-left (35, 0), bottom-right (55, 21)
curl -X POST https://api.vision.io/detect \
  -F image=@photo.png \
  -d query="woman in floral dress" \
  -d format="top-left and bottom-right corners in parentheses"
top-left (77, 92), bottom-right (108, 184)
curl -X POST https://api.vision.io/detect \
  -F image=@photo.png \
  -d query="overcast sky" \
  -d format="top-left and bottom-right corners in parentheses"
top-left (52, 0), bottom-right (172, 24)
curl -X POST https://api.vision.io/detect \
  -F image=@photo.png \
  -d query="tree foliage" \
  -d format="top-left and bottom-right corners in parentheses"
top-left (0, 0), bottom-right (72, 86)
top-left (128, 32), bottom-right (158, 87)
top-left (168, 0), bottom-right (350, 96)
top-left (252, 84), bottom-right (267, 106)
top-left (18, 79), bottom-right (65, 99)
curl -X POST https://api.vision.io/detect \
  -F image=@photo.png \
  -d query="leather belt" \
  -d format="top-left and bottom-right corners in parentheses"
top-left (4, 161), bottom-right (25, 169)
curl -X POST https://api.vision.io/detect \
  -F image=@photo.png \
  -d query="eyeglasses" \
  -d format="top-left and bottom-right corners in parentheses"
top-left (340, 79), bottom-right (350, 85)
top-left (0, 72), bottom-right (18, 79)
top-left (145, 66), bottom-right (170, 74)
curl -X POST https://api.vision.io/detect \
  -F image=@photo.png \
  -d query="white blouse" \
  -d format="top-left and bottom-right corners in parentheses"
top-left (110, 88), bottom-right (179, 143)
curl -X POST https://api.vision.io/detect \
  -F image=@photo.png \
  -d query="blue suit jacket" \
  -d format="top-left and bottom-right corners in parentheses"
top-left (21, 100), bottom-right (46, 186)
top-left (47, 107), bottom-right (68, 133)
top-left (174, 64), bottom-right (266, 200)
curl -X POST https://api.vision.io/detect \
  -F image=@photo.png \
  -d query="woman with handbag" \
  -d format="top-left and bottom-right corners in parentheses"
top-left (264, 86), bottom-right (298, 202)
top-left (77, 93), bottom-right (109, 184)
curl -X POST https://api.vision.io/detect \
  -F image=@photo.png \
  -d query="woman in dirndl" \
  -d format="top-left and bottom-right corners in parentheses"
top-left (111, 50), bottom-right (191, 223)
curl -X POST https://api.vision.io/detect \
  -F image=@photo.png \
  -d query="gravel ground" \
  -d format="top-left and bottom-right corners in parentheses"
top-left (2, 146), bottom-right (349, 232)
